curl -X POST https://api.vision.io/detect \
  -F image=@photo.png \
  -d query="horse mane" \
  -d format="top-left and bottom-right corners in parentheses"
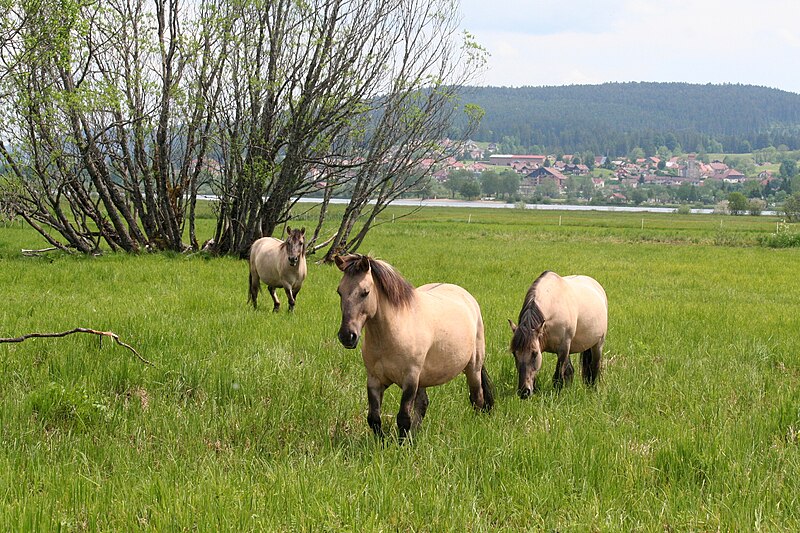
top-left (510, 271), bottom-right (551, 353)
top-left (343, 255), bottom-right (415, 308)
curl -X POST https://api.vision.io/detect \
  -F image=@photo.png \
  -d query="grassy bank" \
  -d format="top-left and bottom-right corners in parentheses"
top-left (1, 208), bottom-right (798, 530)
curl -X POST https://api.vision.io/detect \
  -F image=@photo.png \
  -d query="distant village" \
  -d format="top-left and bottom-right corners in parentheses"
top-left (421, 140), bottom-right (789, 207)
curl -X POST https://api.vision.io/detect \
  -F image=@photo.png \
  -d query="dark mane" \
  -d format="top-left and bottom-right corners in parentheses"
top-left (343, 256), bottom-right (415, 308)
top-left (510, 271), bottom-right (551, 353)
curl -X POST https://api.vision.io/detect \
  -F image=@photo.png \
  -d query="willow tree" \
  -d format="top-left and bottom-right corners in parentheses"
top-left (207, 0), bottom-right (486, 258)
top-left (0, 0), bottom-right (226, 252)
top-left (316, 4), bottom-right (486, 262)
top-left (0, 0), bottom-right (484, 256)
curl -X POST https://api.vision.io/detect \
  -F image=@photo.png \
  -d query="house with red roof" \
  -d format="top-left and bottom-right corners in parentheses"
top-left (719, 168), bottom-right (746, 184)
top-left (488, 154), bottom-right (547, 167)
top-left (519, 166), bottom-right (569, 195)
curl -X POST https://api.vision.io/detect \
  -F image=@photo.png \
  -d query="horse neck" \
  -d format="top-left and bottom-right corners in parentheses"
top-left (364, 289), bottom-right (415, 340)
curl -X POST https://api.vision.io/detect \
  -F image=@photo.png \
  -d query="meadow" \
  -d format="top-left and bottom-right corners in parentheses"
top-left (1, 207), bottom-right (799, 531)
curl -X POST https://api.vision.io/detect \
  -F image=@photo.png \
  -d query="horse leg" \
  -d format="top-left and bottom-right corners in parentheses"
top-left (248, 271), bottom-right (260, 309)
top-left (553, 348), bottom-right (575, 389)
top-left (412, 388), bottom-right (429, 428)
top-left (480, 366), bottom-right (495, 411)
top-left (581, 349), bottom-right (593, 384)
top-left (468, 320), bottom-right (492, 411)
top-left (582, 338), bottom-right (604, 386)
top-left (466, 364), bottom-right (487, 411)
top-left (268, 286), bottom-right (280, 312)
top-left (366, 375), bottom-right (386, 438)
top-left (397, 377), bottom-right (420, 441)
top-left (284, 286), bottom-right (297, 311)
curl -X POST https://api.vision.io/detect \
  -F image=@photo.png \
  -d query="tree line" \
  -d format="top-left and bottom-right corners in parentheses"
top-left (0, 0), bottom-right (483, 259)
top-left (461, 83), bottom-right (800, 156)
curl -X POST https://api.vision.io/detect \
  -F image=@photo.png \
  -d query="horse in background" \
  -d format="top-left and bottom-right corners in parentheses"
top-left (335, 254), bottom-right (493, 440)
top-left (509, 271), bottom-right (607, 398)
top-left (248, 227), bottom-right (307, 312)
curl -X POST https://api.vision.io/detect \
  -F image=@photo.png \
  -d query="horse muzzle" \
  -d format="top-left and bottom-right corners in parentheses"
top-left (518, 387), bottom-right (533, 400)
top-left (288, 257), bottom-right (299, 267)
top-left (337, 329), bottom-right (359, 349)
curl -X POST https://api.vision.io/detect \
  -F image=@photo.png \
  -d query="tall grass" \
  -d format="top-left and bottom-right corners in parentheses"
top-left (1, 209), bottom-right (799, 530)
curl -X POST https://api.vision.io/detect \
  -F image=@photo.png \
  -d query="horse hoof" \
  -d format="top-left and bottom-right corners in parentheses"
top-left (272, 306), bottom-right (280, 313)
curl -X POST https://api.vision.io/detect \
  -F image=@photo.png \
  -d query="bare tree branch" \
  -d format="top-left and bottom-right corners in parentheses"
top-left (0, 328), bottom-right (154, 367)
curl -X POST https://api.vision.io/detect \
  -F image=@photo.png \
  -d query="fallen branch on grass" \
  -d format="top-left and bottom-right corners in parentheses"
top-left (0, 328), bottom-right (154, 367)
top-left (308, 232), bottom-right (336, 255)
top-left (21, 247), bottom-right (58, 257)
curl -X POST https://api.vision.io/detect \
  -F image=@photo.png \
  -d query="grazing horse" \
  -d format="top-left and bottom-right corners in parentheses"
top-left (248, 227), bottom-right (307, 312)
top-left (509, 271), bottom-right (607, 398)
top-left (335, 254), bottom-right (493, 440)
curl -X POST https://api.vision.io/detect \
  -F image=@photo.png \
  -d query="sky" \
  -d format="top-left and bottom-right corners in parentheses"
top-left (458, 0), bottom-right (800, 94)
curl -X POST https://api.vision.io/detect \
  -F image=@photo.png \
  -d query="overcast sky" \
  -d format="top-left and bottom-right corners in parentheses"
top-left (458, 0), bottom-right (800, 94)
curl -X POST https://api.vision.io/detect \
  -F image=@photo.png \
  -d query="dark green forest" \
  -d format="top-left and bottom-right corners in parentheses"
top-left (460, 82), bottom-right (800, 156)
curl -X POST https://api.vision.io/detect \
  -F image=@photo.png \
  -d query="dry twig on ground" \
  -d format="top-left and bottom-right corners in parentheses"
top-left (0, 328), bottom-right (154, 367)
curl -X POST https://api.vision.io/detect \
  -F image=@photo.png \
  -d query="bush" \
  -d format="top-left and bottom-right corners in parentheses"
top-left (675, 204), bottom-right (691, 215)
top-left (783, 192), bottom-right (800, 222)
top-left (758, 221), bottom-right (800, 248)
top-left (727, 192), bottom-right (748, 215)
top-left (748, 198), bottom-right (766, 216)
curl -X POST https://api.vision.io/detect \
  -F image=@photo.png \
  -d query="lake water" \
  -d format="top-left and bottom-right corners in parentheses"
top-left (196, 196), bottom-right (777, 216)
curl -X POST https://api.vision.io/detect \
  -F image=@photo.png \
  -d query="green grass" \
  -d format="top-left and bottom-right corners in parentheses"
top-left (1, 209), bottom-right (799, 530)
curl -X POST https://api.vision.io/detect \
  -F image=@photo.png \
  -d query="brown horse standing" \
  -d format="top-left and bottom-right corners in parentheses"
top-left (335, 254), bottom-right (493, 440)
top-left (509, 271), bottom-right (608, 398)
top-left (248, 227), bottom-right (307, 312)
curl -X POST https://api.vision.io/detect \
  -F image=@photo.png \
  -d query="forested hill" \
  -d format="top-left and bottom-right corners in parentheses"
top-left (460, 82), bottom-right (800, 156)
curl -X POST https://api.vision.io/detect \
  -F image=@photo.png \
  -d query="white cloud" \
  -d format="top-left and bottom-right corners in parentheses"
top-left (459, 0), bottom-right (800, 93)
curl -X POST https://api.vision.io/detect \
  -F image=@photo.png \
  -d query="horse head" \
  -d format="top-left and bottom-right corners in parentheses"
top-left (334, 254), bottom-right (378, 349)
top-left (284, 226), bottom-right (305, 267)
top-left (508, 310), bottom-right (545, 399)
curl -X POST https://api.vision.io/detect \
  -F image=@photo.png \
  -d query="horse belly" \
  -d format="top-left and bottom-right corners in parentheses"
top-left (362, 336), bottom-right (468, 388)
top-left (363, 354), bottom-right (410, 388)
top-left (572, 318), bottom-right (607, 351)
top-left (418, 340), bottom-right (475, 387)
top-left (417, 311), bottom-right (478, 387)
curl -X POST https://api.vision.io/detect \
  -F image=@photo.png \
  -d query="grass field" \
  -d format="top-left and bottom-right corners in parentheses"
top-left (1, 207), bottom-right (799, 531)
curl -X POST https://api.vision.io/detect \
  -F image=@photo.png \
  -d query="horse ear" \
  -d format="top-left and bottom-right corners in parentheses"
top-left (286, 225), bottom-right (292, 234)
top-left (356, 255), bottom-right (370, 273)
top-left (335, 254), bottom-right (370, 273)
top-left (507, 319), bottom-right (517, 332)
top-left (300, 227), bottom-right (305, 235)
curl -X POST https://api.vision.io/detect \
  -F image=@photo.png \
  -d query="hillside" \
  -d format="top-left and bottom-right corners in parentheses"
top-left (460, 82), bottom-right (800, 156)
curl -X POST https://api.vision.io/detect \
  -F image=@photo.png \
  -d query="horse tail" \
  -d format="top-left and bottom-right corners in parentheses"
top-left (581, 348), bottom-right (592, 377)
top-left (581, 347), bottom-right (601, 386)
top-left (480, 366), bottom-right (495, 412)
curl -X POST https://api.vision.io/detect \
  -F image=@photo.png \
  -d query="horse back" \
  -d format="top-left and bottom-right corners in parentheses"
top-left (563, 275), bottom-right (607, 315)
top-left (417, 283), bottom-right (482, 327)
